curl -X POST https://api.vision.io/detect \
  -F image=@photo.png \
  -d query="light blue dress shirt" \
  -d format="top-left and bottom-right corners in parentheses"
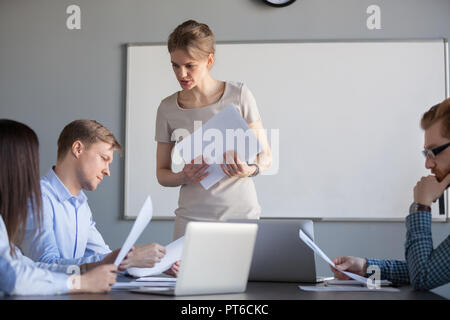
top-left (0, 216), bottom-right (70, 296)
top-left (21, 168), bottom-right (111, 265)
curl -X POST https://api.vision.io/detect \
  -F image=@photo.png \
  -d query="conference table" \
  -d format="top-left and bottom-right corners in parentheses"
top-left (2, 276), bottom-right (444, 319)
top-left (3, 275), bottom-right (444, 300)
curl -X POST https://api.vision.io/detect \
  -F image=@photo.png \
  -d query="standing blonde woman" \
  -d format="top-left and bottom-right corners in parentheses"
top-left (155, 20), bottom-right (272, 239)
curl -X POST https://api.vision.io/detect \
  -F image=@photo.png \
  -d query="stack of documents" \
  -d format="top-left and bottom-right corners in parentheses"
top-left (299, 284), bottom-right (400, 292)
top-left (112, 277), bottom-right (176, 290)
top-left (136, 277), bottom-right (177, 287)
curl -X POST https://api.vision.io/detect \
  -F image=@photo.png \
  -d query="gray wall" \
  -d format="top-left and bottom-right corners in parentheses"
top-left (1, 0), bottom-right (449, 298)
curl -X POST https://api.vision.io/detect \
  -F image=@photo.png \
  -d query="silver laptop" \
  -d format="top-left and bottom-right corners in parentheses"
top-left (131, 221), bottom-right (258, 296)
top-left (230, 219), bottom-right (324, 283)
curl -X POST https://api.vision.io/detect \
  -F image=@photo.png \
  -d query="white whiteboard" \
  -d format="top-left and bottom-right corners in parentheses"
top-left (125, 40), bottom-right (449, 221)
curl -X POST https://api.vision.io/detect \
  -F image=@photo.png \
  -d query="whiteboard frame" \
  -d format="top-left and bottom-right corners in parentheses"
top-left (124, 39), bottom-right (449, 222)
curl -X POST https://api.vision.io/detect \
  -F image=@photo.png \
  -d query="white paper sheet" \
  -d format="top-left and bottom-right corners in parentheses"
top-left (127, 236), bottom-right (184, 278)
top-left (114, 196), bottom-right (153, 266)
top-left (299, 285), bottom-right (400, 292)
top-left (299, 230), bottom-right (371, 286)
top-left (200, 164), bottom-right (227, 190)
top-left (136, 277), bottom-right (177, 282)
top-left (174, 104), bottom-right (262, 190)
top-left (111, 281), bottom-right (176, 290)
top-left (325, 279), bottom-right (392, 286)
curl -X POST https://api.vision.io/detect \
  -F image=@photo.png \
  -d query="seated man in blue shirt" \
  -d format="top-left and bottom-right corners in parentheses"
top-left (331, 98), bottom-right (450, 290)
top-left (22, 120), bottom-right (176, 274)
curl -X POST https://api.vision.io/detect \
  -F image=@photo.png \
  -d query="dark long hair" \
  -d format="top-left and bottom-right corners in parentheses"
top-left (0, 119), bottom-right (42, 256)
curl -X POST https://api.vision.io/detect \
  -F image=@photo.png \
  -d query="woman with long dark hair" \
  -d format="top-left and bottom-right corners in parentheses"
top-left (0, 119), bottom-right (117, 295)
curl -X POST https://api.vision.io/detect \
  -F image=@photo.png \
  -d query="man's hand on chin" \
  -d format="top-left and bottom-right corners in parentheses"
top-left (413, 174), bottom-right (450, 207)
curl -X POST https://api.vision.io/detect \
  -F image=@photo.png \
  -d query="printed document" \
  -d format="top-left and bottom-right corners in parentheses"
top-left (114, 196), bottom-right (153, 266)
top-left (127, 236), bottom-right (184, 278)
top-left (174, 104), bottom-right (262, 190)
top-left (299, 230), bottom-right (372, 286)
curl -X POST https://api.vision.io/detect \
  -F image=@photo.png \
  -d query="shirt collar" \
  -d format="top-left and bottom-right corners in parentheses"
top-left (45, 167), bottom-right (87, 205)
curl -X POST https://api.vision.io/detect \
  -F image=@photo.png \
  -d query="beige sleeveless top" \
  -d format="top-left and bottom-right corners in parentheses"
top-left (155, 81), bottom-right (262, 221)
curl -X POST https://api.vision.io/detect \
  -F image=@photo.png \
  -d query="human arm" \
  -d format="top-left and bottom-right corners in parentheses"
top-left (330, 256), bottom-right (368, 279)
top-left (220, 83), bottom-right (272, 178)
top-left (1, 217), bottom-right (115, 296)
top-left (405, 211), bottom-right (450, 290)
top-left (330, 256), bottom-right (410, 285)
top-left (0, 250), bottom-right (71, 296)
top-left (22, 195), bottom-right (109, 265)
top-left (249, 120), bottom-right (272, 173)
top-left (68, 264), bottom-right (117, 294)
top-left (405, 174), bottom-right (450, 290)
top-left (156, 142), bottom-right (210, 187)
top-left (115, 243), bottom-right (166, 270)
top-left (85, 213), bottom-right (112, 256)
top-left (220, 120), bottom-right (272, 178)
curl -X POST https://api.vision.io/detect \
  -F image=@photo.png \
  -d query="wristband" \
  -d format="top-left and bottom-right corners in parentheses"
top-left (409, 202), bottom-right (431, 214)
top-left (248, 163), bottom-right (260, 177)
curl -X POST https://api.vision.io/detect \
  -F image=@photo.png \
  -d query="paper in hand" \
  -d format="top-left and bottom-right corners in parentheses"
top-left (174, 104), bottom-right (262, 190)
top-left (298, 230), bottom-right (369, 286)
top-left (127, 236), bottom-right (184, 278)
top-left (114, 196), bottom-right (153, 266)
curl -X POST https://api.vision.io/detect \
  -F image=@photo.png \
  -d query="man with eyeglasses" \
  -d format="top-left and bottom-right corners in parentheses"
top-left (330, 98), bottom-right (450, 290)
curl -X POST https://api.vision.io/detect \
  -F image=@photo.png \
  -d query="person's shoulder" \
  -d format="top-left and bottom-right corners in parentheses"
top-left (40, 175), bottom-right (54, 197)
top-left (222, 81), bottom-right (243, 102)
top-left (39, 174), bottom-right (61, 206)
top-left (158, 91), bottom-right (178, 110)
top-left (225, 81), bottom-right (244, 92)
top-left (225, 81), bottom-right (254, 97)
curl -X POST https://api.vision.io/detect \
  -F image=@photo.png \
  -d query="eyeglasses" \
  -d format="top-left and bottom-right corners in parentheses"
top-left (422, 142), bottom-right (450, 159)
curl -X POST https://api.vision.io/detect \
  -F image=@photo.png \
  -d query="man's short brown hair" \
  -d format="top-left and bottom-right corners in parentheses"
top-left (57, 120), bottom-right (122, 161)
top-left (421, 98), bottom-right (450, 138)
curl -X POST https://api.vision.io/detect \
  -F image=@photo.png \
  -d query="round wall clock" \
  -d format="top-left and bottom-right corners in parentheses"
top-left (263, 0), bottom-right (296, 8)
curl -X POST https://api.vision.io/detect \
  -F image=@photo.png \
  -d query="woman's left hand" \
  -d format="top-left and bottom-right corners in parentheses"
top-left (221, 151), bottom-right (255, 178)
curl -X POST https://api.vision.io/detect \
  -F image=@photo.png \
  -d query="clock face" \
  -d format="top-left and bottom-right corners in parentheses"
top-left (263, 0), bottom-right (296, 7)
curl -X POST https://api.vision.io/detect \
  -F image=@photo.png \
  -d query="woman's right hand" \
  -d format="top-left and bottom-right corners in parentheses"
top-left (70, 264), bottom-right (117, 294)
top-left (182, 156), bottom-right (209, 185)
